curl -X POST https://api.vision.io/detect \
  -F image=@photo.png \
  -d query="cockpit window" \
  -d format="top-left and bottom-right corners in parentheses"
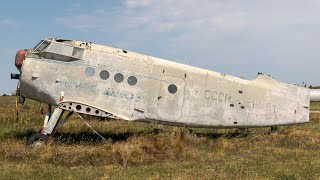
top-left (33, 40), bottom-right (50, 53)
top-left (33, 40), bottom-right (43, 50)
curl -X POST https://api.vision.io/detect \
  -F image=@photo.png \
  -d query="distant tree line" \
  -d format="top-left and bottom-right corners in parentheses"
top-left (1, 93), bottom-right (16, 96)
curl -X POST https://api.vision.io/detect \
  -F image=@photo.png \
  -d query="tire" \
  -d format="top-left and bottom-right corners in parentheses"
top-left (27, 133), bottom-right (49, 147)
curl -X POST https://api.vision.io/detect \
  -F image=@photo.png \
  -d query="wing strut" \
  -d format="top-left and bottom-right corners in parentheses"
top-left (77, 113), bottom-right (107, 142)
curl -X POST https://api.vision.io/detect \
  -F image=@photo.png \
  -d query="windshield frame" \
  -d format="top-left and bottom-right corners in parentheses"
top-left (32, 40), bottom-right (50, 54)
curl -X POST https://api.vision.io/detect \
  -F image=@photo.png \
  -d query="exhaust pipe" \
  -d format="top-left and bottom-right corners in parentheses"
top-left (11, 73), bottom-right (20, 80)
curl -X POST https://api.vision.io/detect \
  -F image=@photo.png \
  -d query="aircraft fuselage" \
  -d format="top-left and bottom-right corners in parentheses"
top-left (18, 38), bottom-right (310, 128)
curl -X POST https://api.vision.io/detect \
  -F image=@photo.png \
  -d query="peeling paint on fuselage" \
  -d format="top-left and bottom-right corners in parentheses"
top-left (19, 38), bottom-right (310, 128)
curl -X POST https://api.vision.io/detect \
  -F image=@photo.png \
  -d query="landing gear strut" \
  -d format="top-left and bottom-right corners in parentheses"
top-left (27, 105), bottom-right (73, 147)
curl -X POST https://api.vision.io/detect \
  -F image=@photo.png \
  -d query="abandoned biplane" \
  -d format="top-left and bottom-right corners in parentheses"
top-left (10, 38), bottom-right (320, 145)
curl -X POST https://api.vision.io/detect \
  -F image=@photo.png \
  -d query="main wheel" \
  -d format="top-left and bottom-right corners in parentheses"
top-left (27, 133), bottom-right (49, 147)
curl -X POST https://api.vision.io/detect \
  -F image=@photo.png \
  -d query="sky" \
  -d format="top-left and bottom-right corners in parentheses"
top-left (1, 0), bottom-right (320, 95)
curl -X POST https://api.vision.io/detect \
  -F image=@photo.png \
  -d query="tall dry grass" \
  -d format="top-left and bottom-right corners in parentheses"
top-left (0, 96), bottom-right (319, 179)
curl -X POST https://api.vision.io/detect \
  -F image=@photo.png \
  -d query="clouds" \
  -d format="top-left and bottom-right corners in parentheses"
top-left (54, 0), bottom-right (320, 84)
top-left (122, 0), bottom-right (251, 32)
top-left (55, 0), bottom-right (251, 33)
top-left (55, 0), bottom-right (320, 44)
top-left (123, 0), bottom-right (154, 8)
top-left (55, 0), bottom-right (320, 33)
top-left (0, 18), bottom-right (19, 27)
top-left (0, 48), bottom-right (17, 55)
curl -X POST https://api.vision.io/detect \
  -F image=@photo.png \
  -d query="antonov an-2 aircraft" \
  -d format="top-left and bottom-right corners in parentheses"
top-left (10, 38), bottom-right (320, 145)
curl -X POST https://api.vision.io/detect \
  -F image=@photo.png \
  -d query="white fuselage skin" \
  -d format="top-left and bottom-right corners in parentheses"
top-left (19, 38), bottom-right (310, 128)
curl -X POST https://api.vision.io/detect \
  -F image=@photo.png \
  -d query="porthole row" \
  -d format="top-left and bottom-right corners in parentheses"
top-left (59, 102), bottom-right (117, 118)
top-left (85, 67), bottom-right (179, 95)
top-left (84, 67), bottom-right (137, 86)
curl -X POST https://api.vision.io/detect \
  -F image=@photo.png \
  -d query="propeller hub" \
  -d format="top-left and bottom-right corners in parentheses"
top-left (15, 49), bottom-right (27, 69)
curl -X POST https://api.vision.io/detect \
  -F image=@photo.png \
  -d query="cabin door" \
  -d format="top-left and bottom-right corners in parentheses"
top-left (157, 76), bottom-right (185, 121)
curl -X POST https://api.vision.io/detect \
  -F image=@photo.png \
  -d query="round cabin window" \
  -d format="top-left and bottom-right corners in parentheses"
top-left (114, 73), bottom-right (124, 83)
top-left (168, 84), bottom-right (177, 94)
top-left (127, 76), bottom-right (137, 86)
top-left (85, 67), bottom-right (95, 77)
top-left (100, 70), bottom-right (110, 80)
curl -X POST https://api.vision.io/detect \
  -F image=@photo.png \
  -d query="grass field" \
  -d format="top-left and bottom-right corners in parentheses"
top-left (0, 96), bottom-right (319, 179)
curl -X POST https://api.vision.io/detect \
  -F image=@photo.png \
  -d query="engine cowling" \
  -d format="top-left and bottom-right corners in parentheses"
top-left (15, 49), bottom-right (27, 69)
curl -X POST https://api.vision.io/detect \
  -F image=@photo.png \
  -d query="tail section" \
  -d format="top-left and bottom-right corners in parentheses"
top-left (310, 89), bottom-right (320, 101)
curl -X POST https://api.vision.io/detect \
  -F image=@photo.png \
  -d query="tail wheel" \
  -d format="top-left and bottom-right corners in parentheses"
top-left (27, 133), bottom-right (49, 147)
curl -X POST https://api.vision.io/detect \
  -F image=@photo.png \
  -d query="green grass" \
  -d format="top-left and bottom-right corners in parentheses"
top-left (0, 96), bottom-right (319, 179)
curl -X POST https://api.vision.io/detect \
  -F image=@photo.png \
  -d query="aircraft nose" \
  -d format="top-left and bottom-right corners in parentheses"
top-left (15, 49), bottom-right (27, 69)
